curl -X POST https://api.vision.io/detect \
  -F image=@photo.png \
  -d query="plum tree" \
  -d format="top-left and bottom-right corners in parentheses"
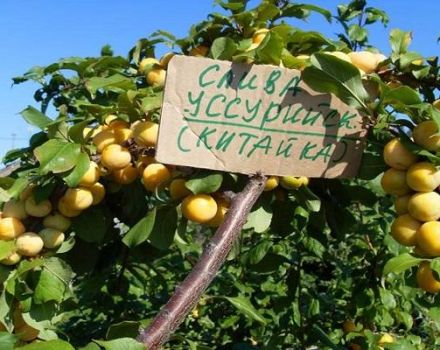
top-left (0, 0), bottom-right (438, 349)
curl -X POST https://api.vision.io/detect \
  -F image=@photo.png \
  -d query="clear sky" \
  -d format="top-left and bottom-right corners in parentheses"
top-left (0, 1), bottom-right (439, 159)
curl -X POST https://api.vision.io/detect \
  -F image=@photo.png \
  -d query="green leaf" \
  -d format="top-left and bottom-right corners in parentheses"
top-left (0, 290), bottom-right (10, 330)
top-left (106, 321), bottom-right (140, 340)
top-left (244, 240), bottom-right (271, 265)
top-left (13, 66), bottom-right (45, 85)
top-left (16, 340), bottom-right (75, 350)
top-left (365, 8), bottom-right (389, 25)
top-left (94, 338), bottom-right (145, 350)
top-left (303, 53), bottom-right (369, 110)
top-left (72, 207), bottom-right (111, 243)
top-left (19, 310), bottom-right (57, 340)
top-left (279, 4), bottom-right (322, 21)
top-left (68, 120), bottom-right (92, 143)
top-left (310, 324), bottom-right (343, 350)
top-left (0, 177), bottom-right (14, 189)
top-left (281, 49), bottom-right (310, 69)
top-left (251, 253), bottom-right (287, 273)
top-left (79, 344), bottom-right (101, 350)
top-left (428, 307), bottom-right (440, 323)
top-left (43, 257), bottom-right (73, 286)
top-left (149, 206), bottom-right (177, 250)
top-left (256, 2), bottom-right (280, 21)
top-left (34, 258), bottom-right (73, 304)
top-left (289, 30), bottom-right (333, 51)
top-left (223, 296), bottom-right (266, 324)
top-left (16, 258), bottom-right (45, 276)
top-left (86, 74), bottom-right (136, 97)
top-left (358, 152), bottom-right (388, 180)
top-left (74, 101), bottom-right (114, 116)
top-left (185, 172), bottom-right (223, 194)
top-left (47, 121), bottom-right (69, 141)
top-left (382, 86), bottom-right (421, 106)
top-left (0, 332), bottom-right (18, 350)
top-left (395, 310), bottom-right (413, 330)
top-left (62, 153), bottom-right (90, 187)
top-left (0, 188), bottom-right (10, 204)
top-left (430, 259), bottom-right (440, 277)
top-left (210, 37), bottom-right (238, 60)
top-left (140, 94), bottom-right (163, 113)
top-left (92, 56), bottom-right (128, 72)
top-left (122, 209), bottom-right (156, 248)
top-left (348, 24), bottom-right (367, 42)
top-left (430, 106), bottom-right (440, 135)
top-left (2, 148), bottom-right (29, 164)
top-left (20, 106), bottom-right (53, 130)
top-left (346, 185), bottom-right (379, 206)
top-left (34, 140), bottom-right (81, 174)
top-left (255, 32), bottom-right (283, 65)
top-left (383, 253), bottom-right (422, 275)
top-left (412, 66), bottom-right (430, 79)
top-left (293, 186), bottom-right (321, 212)
top-left (302, 236), bottom-right (325, 259)
top-left (291, 4), bottom-right (332, 22)
top-left (399, 52), bottom-right (423, 69)
top-left (398, 132), bottom-right (440, 164)
top-left (33, 269), bottom-right (66, 304)
top-left (55, 236), bottom-right (76, 254)
top-left (215, 0), bottom-right (246, 12)
top-left (379, 288), bottom-right (397, 310)
top-left (44, 57), bottom-right (86, 75)
top-left (243, 198), bottom-right (272, 233)
top-left (7, 177), bottom-right (29, 200)
top-left (0, 241), bottom-right (16, 261)
top-left (390, 29), bottom-right (412, 55)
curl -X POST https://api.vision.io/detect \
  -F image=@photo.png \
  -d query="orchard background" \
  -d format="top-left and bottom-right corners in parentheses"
top-left (0, 0), bottom-right (439, 349)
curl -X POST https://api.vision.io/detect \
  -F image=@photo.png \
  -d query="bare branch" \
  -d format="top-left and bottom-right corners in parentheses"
top-left (0, 163), bottom-right (19, 178)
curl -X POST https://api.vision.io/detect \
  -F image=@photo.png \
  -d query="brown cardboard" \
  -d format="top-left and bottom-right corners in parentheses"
top-left (156, 56), bottom-right (368, 178)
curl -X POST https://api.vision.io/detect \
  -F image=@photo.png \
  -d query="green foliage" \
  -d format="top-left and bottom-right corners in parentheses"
top-left (335, 0), bottom-right (388, 49)
top-left (185, 172), bottom-right (223, 194)
top-left (303, 53), bottom-right (369, 110)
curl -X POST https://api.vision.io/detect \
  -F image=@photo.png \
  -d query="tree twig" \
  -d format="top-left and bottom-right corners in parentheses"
top-left (137, 173), bottom-right (267, 349)
top-left (0, 163), bottom-right (19, 178)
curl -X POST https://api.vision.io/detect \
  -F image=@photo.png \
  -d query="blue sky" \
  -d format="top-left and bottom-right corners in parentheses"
top-left (0, 1), bottom-right (439, 159)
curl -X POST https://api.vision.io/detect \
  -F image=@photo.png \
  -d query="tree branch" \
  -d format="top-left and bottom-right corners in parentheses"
top-left (0, 163), bottom-right (19, 178)
top-left (137, 174), bottom-right (267, 349)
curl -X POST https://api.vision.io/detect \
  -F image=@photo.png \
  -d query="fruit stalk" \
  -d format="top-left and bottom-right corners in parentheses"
top-left (137, 174), bottom-right (267, 349)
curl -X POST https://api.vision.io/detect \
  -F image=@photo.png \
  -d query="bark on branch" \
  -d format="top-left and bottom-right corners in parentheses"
top-left (137, 174), bottom-right (267, 349)
top-left (0, 163), bottom-right (19, 178)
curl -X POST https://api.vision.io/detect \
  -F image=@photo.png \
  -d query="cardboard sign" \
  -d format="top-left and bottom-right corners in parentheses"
top-left (156, 56), bottom-right (368, 178)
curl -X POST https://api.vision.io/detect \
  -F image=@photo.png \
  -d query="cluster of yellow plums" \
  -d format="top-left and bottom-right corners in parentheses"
top-left (0, 157), bottom-right (111, 267)
top-left (85, 113), bottom-right (230, 227)
top-left (177, 175), bottom-right (310, 227)
top-left (0, 188), bottom-right (70, 266)
top-left (84, 108), bottom-right (313, 228)
top-left (381, 100), bottom-right (440, 293)
top-left (0, 28), bottom-right (393, 272)
top-left (83, 31), bottom-right (319, 228)
top-left (264, 175), bottom-right (309, 192)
